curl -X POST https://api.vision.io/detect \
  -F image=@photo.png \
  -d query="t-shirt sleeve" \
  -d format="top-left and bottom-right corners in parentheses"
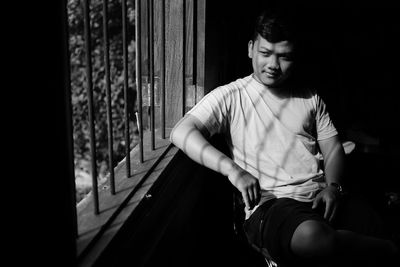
top-left (186, 86), bottom-right (230, 137)
top-left (315, 94), bottom-right (338, 141)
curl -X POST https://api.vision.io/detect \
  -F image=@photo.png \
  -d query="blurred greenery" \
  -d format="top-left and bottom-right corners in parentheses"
top-left (67, 0), bottom-right (138, 203)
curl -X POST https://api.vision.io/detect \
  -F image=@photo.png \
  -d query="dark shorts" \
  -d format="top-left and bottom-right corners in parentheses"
top-left (243, 198), bottom-right (324, 266)
top-left (243, 195), bottom-right (386, 267)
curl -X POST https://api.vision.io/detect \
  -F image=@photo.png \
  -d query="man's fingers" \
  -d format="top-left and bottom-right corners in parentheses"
top-left (312, 197), bottom-right (320, 209)
top-left (235, 174), bottom-right (260, 210)
top-left (242, 190), bottom-right (251, 210)
top-left (324, 200), bottom-right (332, 220)
top-left (329, 204), bottom-right (337, 222)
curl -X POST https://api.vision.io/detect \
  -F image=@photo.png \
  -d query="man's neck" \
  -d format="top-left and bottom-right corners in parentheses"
top-left (252, 74), bottom-right (292, 99)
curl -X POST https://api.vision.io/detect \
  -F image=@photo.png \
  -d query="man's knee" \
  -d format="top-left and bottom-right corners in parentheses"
top-left (291, 220), bottom-right (336, 259)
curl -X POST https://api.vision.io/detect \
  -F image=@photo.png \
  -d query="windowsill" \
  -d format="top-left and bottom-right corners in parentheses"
top-left (76, 128), bottom-right (178, 266)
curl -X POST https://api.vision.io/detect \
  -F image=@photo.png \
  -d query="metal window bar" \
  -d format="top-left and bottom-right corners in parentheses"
top-left (102, 0), bottom-right (116, 195)
top-left (83, 0), bottom-right (100, 215)
top-left (182, 0), bottom-right (186, 117)
top-left (122, 0), bottom-right (131, 177)
top-left (148, 0), bottom-right (155, 150)
top-left (136, 0), bottom-right (144, 163)
top-left (161, 0), bottom-right (166, 139)
top-left (192, 0), bottom-right (197, 89)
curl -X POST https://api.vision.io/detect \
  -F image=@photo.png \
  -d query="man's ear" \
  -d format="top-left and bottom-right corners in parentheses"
top-left (248, 40), bottom-right (254, 58)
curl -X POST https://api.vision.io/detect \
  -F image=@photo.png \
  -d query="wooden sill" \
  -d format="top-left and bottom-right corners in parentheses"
top-left (76, 128), bottom-right (178, 266)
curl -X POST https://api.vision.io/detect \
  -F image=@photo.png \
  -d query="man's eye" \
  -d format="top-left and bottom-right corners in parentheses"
top-left (260, 51), bottom-right (271, 56)
top-left (280, 55), bottom-right (293, 61)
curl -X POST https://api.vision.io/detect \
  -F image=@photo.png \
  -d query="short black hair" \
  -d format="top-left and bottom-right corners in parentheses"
top-left (252, 8), bottom-right (298, 44)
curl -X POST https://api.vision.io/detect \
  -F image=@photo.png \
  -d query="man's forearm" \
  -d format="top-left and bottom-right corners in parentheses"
top-left (324, 150), bottom-right (345, 186)
top-left (170, 116), bottom-right (262, 209)
top-left (319, 136), bottom-right (346, 186)
top-left (170, 120), bottom-right (242, 180)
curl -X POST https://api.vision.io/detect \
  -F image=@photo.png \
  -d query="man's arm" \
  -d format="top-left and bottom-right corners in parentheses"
top-left (319, 135), bottom-right (345, 187)
top-left (313, 135), bottom-right (346, 221)
top-left (170, 114), bottom-right (260, 209)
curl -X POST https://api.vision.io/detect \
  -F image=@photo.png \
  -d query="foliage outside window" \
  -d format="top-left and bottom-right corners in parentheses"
top-left (67, 0), bottom-right (138, 203)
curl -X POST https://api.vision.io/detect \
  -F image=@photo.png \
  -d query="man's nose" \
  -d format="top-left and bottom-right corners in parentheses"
top-left (267, 55), bottom-right (279, 71)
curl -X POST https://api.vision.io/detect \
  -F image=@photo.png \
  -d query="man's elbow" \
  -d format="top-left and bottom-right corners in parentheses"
top-left (169, 118), bottom-right (190, 147)
top-left (170, 115), bottom-right (208, 148)
top-left (169, 123), bottom-right (180, 145)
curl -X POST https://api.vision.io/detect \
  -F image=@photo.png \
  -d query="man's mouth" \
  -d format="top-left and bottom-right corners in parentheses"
top-left (264, 71), bottom-right (278, 78)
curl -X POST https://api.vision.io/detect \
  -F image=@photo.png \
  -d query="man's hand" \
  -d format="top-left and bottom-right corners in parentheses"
top-left (228, 167), bottom-right (260, 210)
top-left (312, 185), bottom-right (341, 222)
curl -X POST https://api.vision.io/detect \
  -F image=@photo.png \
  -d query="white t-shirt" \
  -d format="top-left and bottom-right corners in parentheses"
top-left (187, 75), bottom-right (338, 210)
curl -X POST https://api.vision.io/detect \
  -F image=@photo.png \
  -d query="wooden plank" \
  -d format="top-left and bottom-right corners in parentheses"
top-left (153, 0), bottom-right (163, 107)
top-left (185, 0), bottom-right (196, 110)
top-left (185, 0), bottom-right (193, 80)
top-left (153, 0), bottom-right (162, 78)
top-left (196, 0), bottom-right (206, 102)
top-left (140, 0), bottom-right (148, 78)
top-left (165, 0), bottom-right (184, 128)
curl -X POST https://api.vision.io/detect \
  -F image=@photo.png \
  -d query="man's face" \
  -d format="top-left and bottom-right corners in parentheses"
top-left (248, 35), bottom-right (295, 88)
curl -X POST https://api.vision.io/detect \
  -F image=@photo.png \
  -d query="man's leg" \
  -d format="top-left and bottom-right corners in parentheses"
top-left (290, 220), bottom-right (336, 261)
top-left (244, 198), bottom-right (328, 267)
top-left (291, 219), bottom-right (399, 266)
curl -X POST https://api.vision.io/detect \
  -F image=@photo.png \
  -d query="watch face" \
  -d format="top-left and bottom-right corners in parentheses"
top-left (330, 183), bottom-right (343, 193)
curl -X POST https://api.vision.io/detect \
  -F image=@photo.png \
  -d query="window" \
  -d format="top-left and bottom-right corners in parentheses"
top-left (64, 0), bottom-right (206, 264)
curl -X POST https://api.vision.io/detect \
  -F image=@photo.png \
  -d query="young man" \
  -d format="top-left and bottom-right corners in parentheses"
top-left (170, 9), bottom-right (398, 267)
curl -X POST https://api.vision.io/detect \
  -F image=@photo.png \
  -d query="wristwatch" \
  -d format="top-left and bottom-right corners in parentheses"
top-left (329, 182), bottom-right (343, 194)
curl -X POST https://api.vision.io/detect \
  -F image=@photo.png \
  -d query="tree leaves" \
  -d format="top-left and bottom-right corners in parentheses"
top-left (68, 0), bottom-right (137, 200)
